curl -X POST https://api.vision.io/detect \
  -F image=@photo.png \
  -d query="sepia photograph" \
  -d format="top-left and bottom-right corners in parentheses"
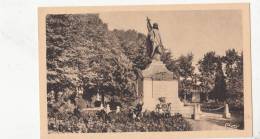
top-left (38, 4), bottom-right (252, 139)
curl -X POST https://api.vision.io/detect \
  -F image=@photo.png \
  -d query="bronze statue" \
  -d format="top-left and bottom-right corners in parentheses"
top-left (146, 17), bottom-right (164, 59)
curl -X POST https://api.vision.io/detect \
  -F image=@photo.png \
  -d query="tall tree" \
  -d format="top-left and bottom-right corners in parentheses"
top-left (112, 29), bottom-right (151, 70)
top-left (222, 49), bottom-right (243, 109)
top-left (177, 53), bottom-right (194, 78)
top-left (222, 49), bottom-right (243, 94)
top-left (46, 14), bottom-right (136, 106)
top-left (197, 51), bottom-right (219, 101)
top-left (212, 60), bottom-right (227, 102)
top-left (175, 53), bottom-right (195, 101)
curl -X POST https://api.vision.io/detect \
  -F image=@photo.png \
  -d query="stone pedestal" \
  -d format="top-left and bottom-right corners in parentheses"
top-left (193, 103), bottom-right (200, 120)
top-left (197, 103), bottom-right (201, 114)
top-left (142, 60), bottom-right (193, 117)
top-left (223, 103), bottom-right (231, 119)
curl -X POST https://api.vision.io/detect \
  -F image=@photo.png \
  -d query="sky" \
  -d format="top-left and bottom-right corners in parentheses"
top-left (99, 10), bottom-right (243, 66)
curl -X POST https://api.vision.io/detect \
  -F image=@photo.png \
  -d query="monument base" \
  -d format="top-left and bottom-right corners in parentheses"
top-left (142, 60), bottom-right (193, 118)
top-left (223, 103), bottom-right (231, 119)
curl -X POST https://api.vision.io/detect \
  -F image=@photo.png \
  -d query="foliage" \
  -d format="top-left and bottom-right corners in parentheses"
top-left (112, 29), bottom-right (151, 70)
top-left (49, 108), bottom-right (191, 133)
top-left (212, 60), bottom-right (227, 102)
top-left (197, 52), bottom-right (219, 97)
top-left (176, 53), bottom-right (195, 100)
top-left (46, 14), bottom-right (149, 106)
top-left (222, 49), bottom-right (243, 110)
top-left (177, 53), bottom-right (195, 78)
top-left (48, 92), bottom-right (191, 133)
top-left (197, 49), bottom-right (243, 110)
top-left (156, 97), bottom-right (171, 114)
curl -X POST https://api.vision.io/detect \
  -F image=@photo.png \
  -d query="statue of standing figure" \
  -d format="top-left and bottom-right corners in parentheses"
top-left (146, 17), bottom-right (164, 60)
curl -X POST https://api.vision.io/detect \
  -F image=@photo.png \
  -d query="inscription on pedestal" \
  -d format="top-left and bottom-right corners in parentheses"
top-left (152, 80), bottom-right (178, 99)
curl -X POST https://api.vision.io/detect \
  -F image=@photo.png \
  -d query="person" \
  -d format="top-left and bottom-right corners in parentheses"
top-left (146, 17), bottom-right (164, 59)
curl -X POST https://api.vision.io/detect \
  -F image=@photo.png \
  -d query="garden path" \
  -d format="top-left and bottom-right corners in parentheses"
top-left (186, 112), bottom-right (241, 131)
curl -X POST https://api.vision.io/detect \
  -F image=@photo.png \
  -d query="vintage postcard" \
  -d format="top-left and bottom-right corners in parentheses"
top-left (38, 4), bottom-right (252, 139)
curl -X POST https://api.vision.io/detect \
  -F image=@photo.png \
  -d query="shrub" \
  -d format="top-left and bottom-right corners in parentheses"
top-left (48, 107), bottom-right (191, 133)
top-left (48, 90), bottom-right (191, 133)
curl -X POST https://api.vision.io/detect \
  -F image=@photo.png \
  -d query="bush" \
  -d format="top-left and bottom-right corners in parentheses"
top-left (48, 89), bottom-right (191, 133)
top-left (48, 107), bottom-right (191, 133)
top-left (226, 93), bottom-right (244, 112)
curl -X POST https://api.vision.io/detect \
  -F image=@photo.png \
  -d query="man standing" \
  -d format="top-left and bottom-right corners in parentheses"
top-left (146, 17), bottom-right (164, 59)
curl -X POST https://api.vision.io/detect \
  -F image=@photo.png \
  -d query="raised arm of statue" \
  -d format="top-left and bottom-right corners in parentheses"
top-left (146, 17), bottom-right (152, 32)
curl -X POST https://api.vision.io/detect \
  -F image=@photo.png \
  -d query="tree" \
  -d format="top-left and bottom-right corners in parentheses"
top-left (46, 14), bottom-right (81, 92)
top-left (112, 29), bottom-right (151, 70)
top-left (46, 14), bottom-right (137, 106)
top-left (112, 29), bottom-right (152, 101)
top-left (175, 53), bottom-right (195, 101)
top-left (177, 53), bottom-right (194, 78)
top-left (212, 60), bottom-right (227, 102)
top-left (222, 49), bottom-right (243, 94)
top-left (222, 49), bottom-right (243, 110)
top-left (197, 51), bottom-right (219, 101)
